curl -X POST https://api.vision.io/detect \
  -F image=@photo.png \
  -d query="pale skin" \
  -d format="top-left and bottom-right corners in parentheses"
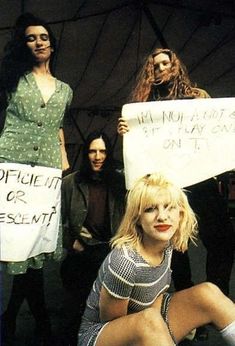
top-left (72, 138), bottom-right (107, 252)
top-left (93, 192), bottom-right (235, 346)
top-left (117, 52), bottom-right (172, 136)
top-left (153, 52), bottom-right (172, 81)
top-left (25, 25), bottom-right (69, 171)
top-left (113, 53), bottom-right (235, 345)
top-left (88, 137), bottom-right (107, 172)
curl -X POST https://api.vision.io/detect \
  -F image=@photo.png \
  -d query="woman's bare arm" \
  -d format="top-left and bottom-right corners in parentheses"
top-left (59, 128), bottom-right (70, 171)
top-left (99, 286), bottom-right (129, 322)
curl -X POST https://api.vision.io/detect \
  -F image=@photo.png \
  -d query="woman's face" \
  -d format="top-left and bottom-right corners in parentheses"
top-left (25, 25), bottom-right (53, 63)
top-left (139, 189), bottom-right (181, 246)
top-left (153, 53), bottom-right (172, 81)
top-left (88, 138), bottom-right (107, 172)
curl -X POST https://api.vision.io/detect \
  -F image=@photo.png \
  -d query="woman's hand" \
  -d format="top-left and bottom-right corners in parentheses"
top-left (117, 117), bottom-right (129, 136)
top-left (72, 239), bottom-right (84, 252)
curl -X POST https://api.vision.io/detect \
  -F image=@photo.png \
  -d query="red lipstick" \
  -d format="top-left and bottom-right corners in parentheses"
top-left (155, 224), bottom-right (171, 232)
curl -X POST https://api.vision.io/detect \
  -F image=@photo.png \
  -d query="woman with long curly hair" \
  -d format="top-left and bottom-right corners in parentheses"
top-left (129, 48), bottom-right (208, 102)
top-left (117, 47), bottom-right (234, 341)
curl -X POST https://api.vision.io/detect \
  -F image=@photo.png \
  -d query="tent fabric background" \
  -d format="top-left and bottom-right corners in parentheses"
top-left (0, 0), bottom-right (234, 170)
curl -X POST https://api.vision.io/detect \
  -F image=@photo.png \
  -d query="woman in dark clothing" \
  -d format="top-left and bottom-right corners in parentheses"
top-left (118, 47), bottom-right (234, 340)
top-left (60, 131), bottom-right (126, 345)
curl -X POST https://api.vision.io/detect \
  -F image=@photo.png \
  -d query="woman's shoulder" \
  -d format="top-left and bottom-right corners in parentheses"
top-left (62, 170), bottom-right (82, 186)
top-left (103, 246), bottom-right (138, 284)
top-left (56, 79), bottom-right (73, 104)
top-left (57, 78), bottom-right (72, 91)
top-left (111, 245), bottom-right (148, 267)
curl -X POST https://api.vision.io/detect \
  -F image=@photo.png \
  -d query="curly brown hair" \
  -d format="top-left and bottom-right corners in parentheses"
top-left (130, 48), bottom-right (202, 102)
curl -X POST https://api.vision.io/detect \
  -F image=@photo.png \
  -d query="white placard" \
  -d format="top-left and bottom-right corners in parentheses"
top-left (122, 97), bottom-right (235, 189)
top-left (0, 163), bottom-right (62, 261)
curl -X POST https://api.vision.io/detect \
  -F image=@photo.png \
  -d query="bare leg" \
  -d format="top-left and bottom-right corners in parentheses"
top-left (96, 307), bottom-right (175, 346)
top-left (167, 282), bottom-right (235, 343)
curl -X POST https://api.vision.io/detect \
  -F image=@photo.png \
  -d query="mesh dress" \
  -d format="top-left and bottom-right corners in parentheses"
top-left (78, 244), bottom-right (173, 346)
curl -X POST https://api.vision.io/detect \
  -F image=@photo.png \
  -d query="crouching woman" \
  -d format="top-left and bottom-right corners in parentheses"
top-left (78, 173), bottom-right (235, 346)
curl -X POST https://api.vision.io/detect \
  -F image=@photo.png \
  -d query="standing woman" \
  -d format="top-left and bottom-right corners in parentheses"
top-left (117, 48), bottom-right (235, 341)
top-left (118, 47), bottom-right (234, 295)
top-left (0, 13), bottom-right (73, 344)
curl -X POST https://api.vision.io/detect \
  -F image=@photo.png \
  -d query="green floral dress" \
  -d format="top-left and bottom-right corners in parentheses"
top-left (0, 72), bottom-right (73, 274)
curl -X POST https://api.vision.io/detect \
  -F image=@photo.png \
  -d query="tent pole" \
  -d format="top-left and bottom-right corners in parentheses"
top-left (142, 1), bottom-right (168, 48)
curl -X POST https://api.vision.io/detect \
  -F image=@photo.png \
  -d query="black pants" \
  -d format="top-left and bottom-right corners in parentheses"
top-left (171, 250), bottom-right (194, 291)
top-left (197, 216), bottom-right (234, 295)
top-left (60, 243), bottom-right (110, 346)
top-left (2, 268), bottom-right (50, 338)
top-left (172, 179), bottom-right (235, 296)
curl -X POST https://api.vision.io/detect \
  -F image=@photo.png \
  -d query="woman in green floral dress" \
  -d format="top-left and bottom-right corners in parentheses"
top-left (0, 13), bottom-right (73, 344)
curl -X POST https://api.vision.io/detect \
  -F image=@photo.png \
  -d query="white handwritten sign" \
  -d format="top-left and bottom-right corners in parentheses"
top-left (122, 97), bottom-right (235, 189)
top-left (0, 163), bottom-right (62, 261)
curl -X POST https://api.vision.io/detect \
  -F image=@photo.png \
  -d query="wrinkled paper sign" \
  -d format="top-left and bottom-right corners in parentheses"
top-left (0, 163), bottom-right (62, 261)
top-left (122, 98), bottom-right (235, 189)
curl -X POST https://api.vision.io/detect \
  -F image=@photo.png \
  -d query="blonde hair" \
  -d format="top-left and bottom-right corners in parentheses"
top-left (111, 173), bottom-right (197, 252)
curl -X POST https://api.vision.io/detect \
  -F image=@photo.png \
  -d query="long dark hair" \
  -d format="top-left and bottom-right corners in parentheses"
top-left (79, 131), bottom-right (115, 182)
top-left (0, 13), bottom-right (57, 110)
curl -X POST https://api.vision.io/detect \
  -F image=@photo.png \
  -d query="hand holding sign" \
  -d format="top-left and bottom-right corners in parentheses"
top-left (122, 97), bottom-right (235, 189)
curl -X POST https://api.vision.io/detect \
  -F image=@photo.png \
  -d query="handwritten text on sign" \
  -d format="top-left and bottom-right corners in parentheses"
top-left (122, 98), bottom-right (235, 189)
top-left (0, 163), bottom-right (62, 261)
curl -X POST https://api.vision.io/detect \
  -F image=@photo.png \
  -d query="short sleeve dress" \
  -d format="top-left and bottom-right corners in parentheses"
top-left (0, 71), bottom-right (73, 274)
top-left (78, 244), bottom-right (172, 346)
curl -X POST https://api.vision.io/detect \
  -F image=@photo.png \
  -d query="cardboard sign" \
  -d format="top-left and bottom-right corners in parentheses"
top-left (0, 163), bottom-right (62, 261)
top-left (122, 97), bottom-right (235, 189)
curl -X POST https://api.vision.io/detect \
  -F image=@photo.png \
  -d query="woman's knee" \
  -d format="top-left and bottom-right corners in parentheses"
top-left (195, 282), bottom-right (222, 297)
top-left (191, 282), bottom-right (224, 309)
